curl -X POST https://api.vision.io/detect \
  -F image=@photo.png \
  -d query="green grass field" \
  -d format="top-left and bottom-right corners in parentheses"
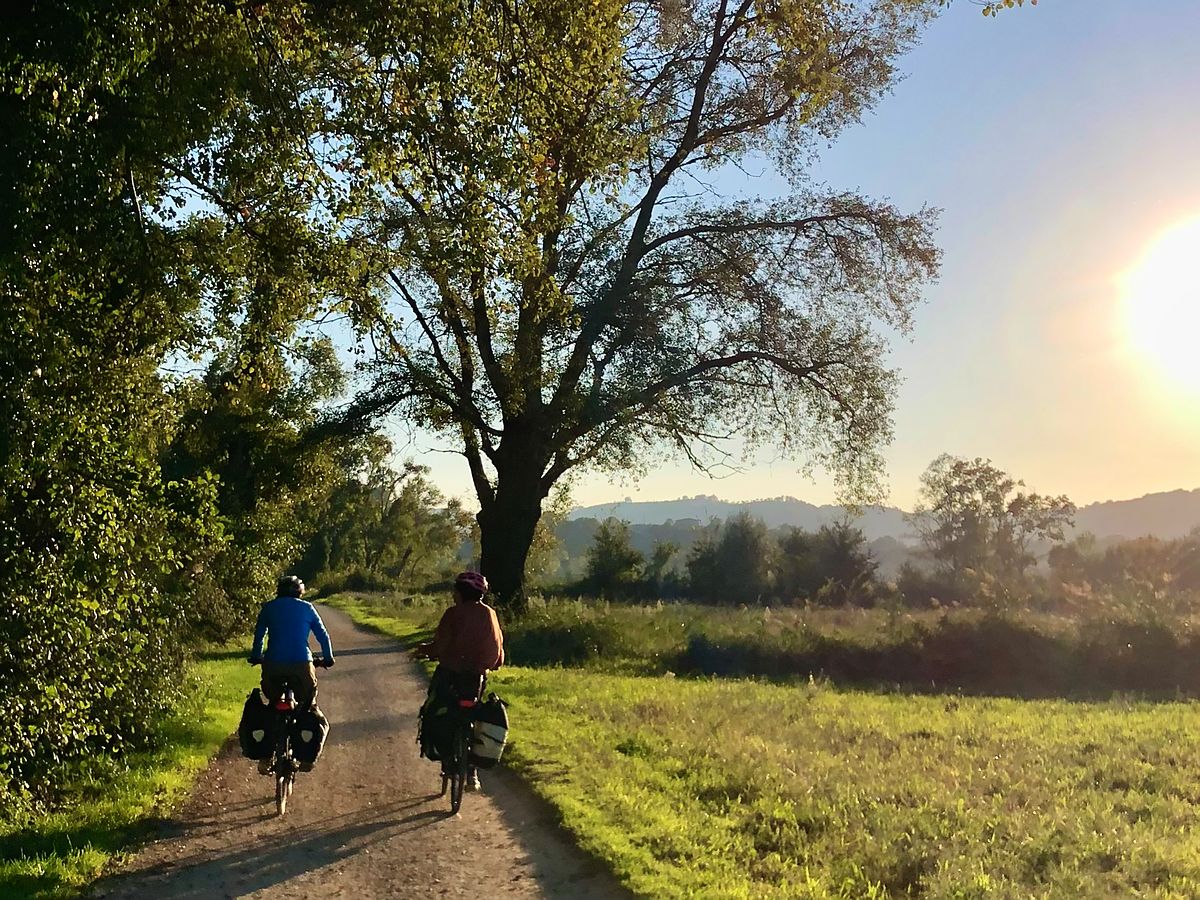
top-left (331, 594), bottom-right (1200, 898)
top-left (0, 648), bottom-right (258, 900)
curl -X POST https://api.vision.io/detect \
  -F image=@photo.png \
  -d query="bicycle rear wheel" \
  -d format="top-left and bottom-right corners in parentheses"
top-left (276, 773), bottom-right (289, 816)
top-left (449, 728), bottom-right (471, 814)
top-left (449, 768), bottom-right (465, 814)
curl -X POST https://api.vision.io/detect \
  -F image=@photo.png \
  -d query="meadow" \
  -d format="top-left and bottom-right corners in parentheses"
top-left (327, 593), bottom-right (1200, 698)
top-left (332, 593), bottom-right (1200, 898)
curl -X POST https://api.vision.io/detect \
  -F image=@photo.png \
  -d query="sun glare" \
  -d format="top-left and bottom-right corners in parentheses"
top-left (1121, 216), bottom-right (1200, 394)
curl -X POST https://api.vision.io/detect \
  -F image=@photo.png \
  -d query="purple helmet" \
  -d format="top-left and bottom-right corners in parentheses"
top-left (454, 571), bottom-right (489, 597)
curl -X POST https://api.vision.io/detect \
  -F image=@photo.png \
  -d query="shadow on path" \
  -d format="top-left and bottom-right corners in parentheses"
top-left (481, 767), bottom-right (639, 900)
top-left (94, 797), bottom-right (448, 899)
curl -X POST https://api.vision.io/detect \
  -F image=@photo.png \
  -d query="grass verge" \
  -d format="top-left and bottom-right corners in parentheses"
top-left (331, 594), bottom-right (1200, 898)
top-left (0, 647), bottom-right (258, 900)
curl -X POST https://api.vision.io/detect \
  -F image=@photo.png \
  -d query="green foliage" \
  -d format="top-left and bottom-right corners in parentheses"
top-left (687, 513), bottom-right (776, 604)
top-left (564, 512), bottom-right (884, 604)
top-left (909, 455), bottom-right (1075, 594)
top-left (161, 341), bottom-right (350, 639)
top-left (1047, 529), bottom-right (1200, 618)
top-left (0, 0), bottom-right (370, 804)
top-left (583, 519), bottom-right (645, 599)
top-left (317, 0), bottom-right (945, 602)
top-left (777, 520), bottom-right (881, 606)
top-left (0, 646), bottom-right (258, 898)
top-left (1, 1), bottom-right (209, 800)
top-left (296, 443), bottom-right (471, 594)
top-left (977, 0), bottom-right (1038, 16)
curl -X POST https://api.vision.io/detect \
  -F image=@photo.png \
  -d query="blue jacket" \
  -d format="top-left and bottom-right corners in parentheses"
top-left (251, 596), bottom-right (334, 664)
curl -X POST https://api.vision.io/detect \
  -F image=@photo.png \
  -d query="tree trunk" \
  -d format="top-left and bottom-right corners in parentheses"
top-left (476, 453), bottom-right (547, 613)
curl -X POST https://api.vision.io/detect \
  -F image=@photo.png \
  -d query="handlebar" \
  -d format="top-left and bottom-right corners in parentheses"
top-left (248, 657), bottom-right (335, 668)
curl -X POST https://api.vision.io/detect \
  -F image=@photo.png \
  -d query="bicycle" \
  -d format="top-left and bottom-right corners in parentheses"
top-left (267, 685), bottom-right (302, 816)
top-left (251, 657), bottom-right (330, 817)
top-left (439, 694), bottom-right (479, 814)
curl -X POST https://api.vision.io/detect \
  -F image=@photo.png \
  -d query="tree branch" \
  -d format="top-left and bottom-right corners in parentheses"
top-left (642, 212), bottom-right (876, 256)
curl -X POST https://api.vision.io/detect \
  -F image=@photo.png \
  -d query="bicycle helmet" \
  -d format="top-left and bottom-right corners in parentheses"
top-left (454, 570), bottom-right (489, 600)
top-left (277, 574), bottom-right (305, 598)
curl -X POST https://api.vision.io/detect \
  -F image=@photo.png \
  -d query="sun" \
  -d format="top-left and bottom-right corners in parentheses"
top-left (1121, 216), bottom-right (1200, 393)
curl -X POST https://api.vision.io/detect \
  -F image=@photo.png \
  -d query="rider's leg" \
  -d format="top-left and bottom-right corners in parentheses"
top-left (295, 661), bottom-right (318, 710)
top-left (260, 663), bottom-right (284, 703)
top-left (265, 662), bottom-right (318, 708)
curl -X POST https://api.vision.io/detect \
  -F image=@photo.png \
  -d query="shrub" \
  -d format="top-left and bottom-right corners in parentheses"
top-left (311, 568), bottom-right (402, 598)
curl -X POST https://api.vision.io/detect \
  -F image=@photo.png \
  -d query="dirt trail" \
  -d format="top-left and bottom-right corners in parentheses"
top-left (92, 606), bottom-right (633, 900)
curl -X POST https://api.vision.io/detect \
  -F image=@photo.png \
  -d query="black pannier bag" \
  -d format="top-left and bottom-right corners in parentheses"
top-left (290, 705), bottom-right (329, 770)
top-left (418, 694), bottom-right (455, 762)
top-left (238, 689), bottom-right (274, 760)
top-left (469, 693), bottom-right (508, 769)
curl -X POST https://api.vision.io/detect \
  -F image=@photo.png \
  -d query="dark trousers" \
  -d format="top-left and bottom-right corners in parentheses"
top-left (429, 665), bottom-right (486, 704)
top-left (261, 660), bottom-right (318, 710)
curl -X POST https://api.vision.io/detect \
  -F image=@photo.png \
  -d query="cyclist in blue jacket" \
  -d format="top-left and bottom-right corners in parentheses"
top-left (249, 575), bottom-right (335, 711)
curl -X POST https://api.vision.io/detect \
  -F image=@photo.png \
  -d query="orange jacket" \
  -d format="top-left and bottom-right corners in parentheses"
top-left (428, 601), bottom-right (504, 675)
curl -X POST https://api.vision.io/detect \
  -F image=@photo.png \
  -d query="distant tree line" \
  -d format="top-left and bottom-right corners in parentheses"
top-left (575, 514), bottom-right (884, 606)
top-left (573, 456), bottom-right (1200, 618)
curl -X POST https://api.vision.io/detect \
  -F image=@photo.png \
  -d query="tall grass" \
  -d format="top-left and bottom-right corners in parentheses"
top-left (330, 593), bottom-right (1200, 698)
top-left (493, 668), bottom-right (1200, 898)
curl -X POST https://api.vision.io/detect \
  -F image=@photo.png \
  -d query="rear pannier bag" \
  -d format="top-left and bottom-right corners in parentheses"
top-left (418, 696), bottom-right (455, 762)
top-left (290, 705), bottom-right (329, 768)
top-left (238, 689), bottom-right (274, 760)
top-left (469, 693), bottom-right (509, 769)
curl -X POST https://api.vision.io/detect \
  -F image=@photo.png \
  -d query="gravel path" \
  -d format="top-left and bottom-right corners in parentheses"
top-left (92, 605), bottom-right (633, 900)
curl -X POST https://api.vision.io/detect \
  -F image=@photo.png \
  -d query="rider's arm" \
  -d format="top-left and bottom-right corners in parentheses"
top-left (426, 608), bottom-right (455, 661)
top-left (310, 606), bottom-right (334, 662)
top-left (250, 606), bottom-right (269, 660)
top-left (492, 608), bottom-right (505, 669)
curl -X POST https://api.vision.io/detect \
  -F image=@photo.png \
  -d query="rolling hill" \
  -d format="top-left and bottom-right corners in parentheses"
top-left (569, 487), bottom-right (1200, 542)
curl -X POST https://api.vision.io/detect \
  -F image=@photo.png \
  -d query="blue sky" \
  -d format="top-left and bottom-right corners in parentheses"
top-left (401, 0), bottom-right (1200, 512)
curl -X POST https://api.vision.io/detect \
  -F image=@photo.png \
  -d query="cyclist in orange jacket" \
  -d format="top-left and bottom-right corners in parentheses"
top-left (415, 570), bottom-right (504, 790)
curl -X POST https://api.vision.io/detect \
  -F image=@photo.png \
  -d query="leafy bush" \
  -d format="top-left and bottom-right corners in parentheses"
top-left (895, 562), bottom-right (974, 608)
top-left (676, 611), bottom-right (1200, 698)
top-left (311, 568), bottom-right (403, 597)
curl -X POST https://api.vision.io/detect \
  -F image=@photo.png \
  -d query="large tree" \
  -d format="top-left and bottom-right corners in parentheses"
top-left (302, 0), bottom-right (946, 605)
top-left (909, 454), bottom-right (1075, 585)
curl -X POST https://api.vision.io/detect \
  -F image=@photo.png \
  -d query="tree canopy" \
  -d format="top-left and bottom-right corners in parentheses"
top-left (0, 0), bottom-right (373, 804)
top-left (311, 0), bottom-right (944, 603)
